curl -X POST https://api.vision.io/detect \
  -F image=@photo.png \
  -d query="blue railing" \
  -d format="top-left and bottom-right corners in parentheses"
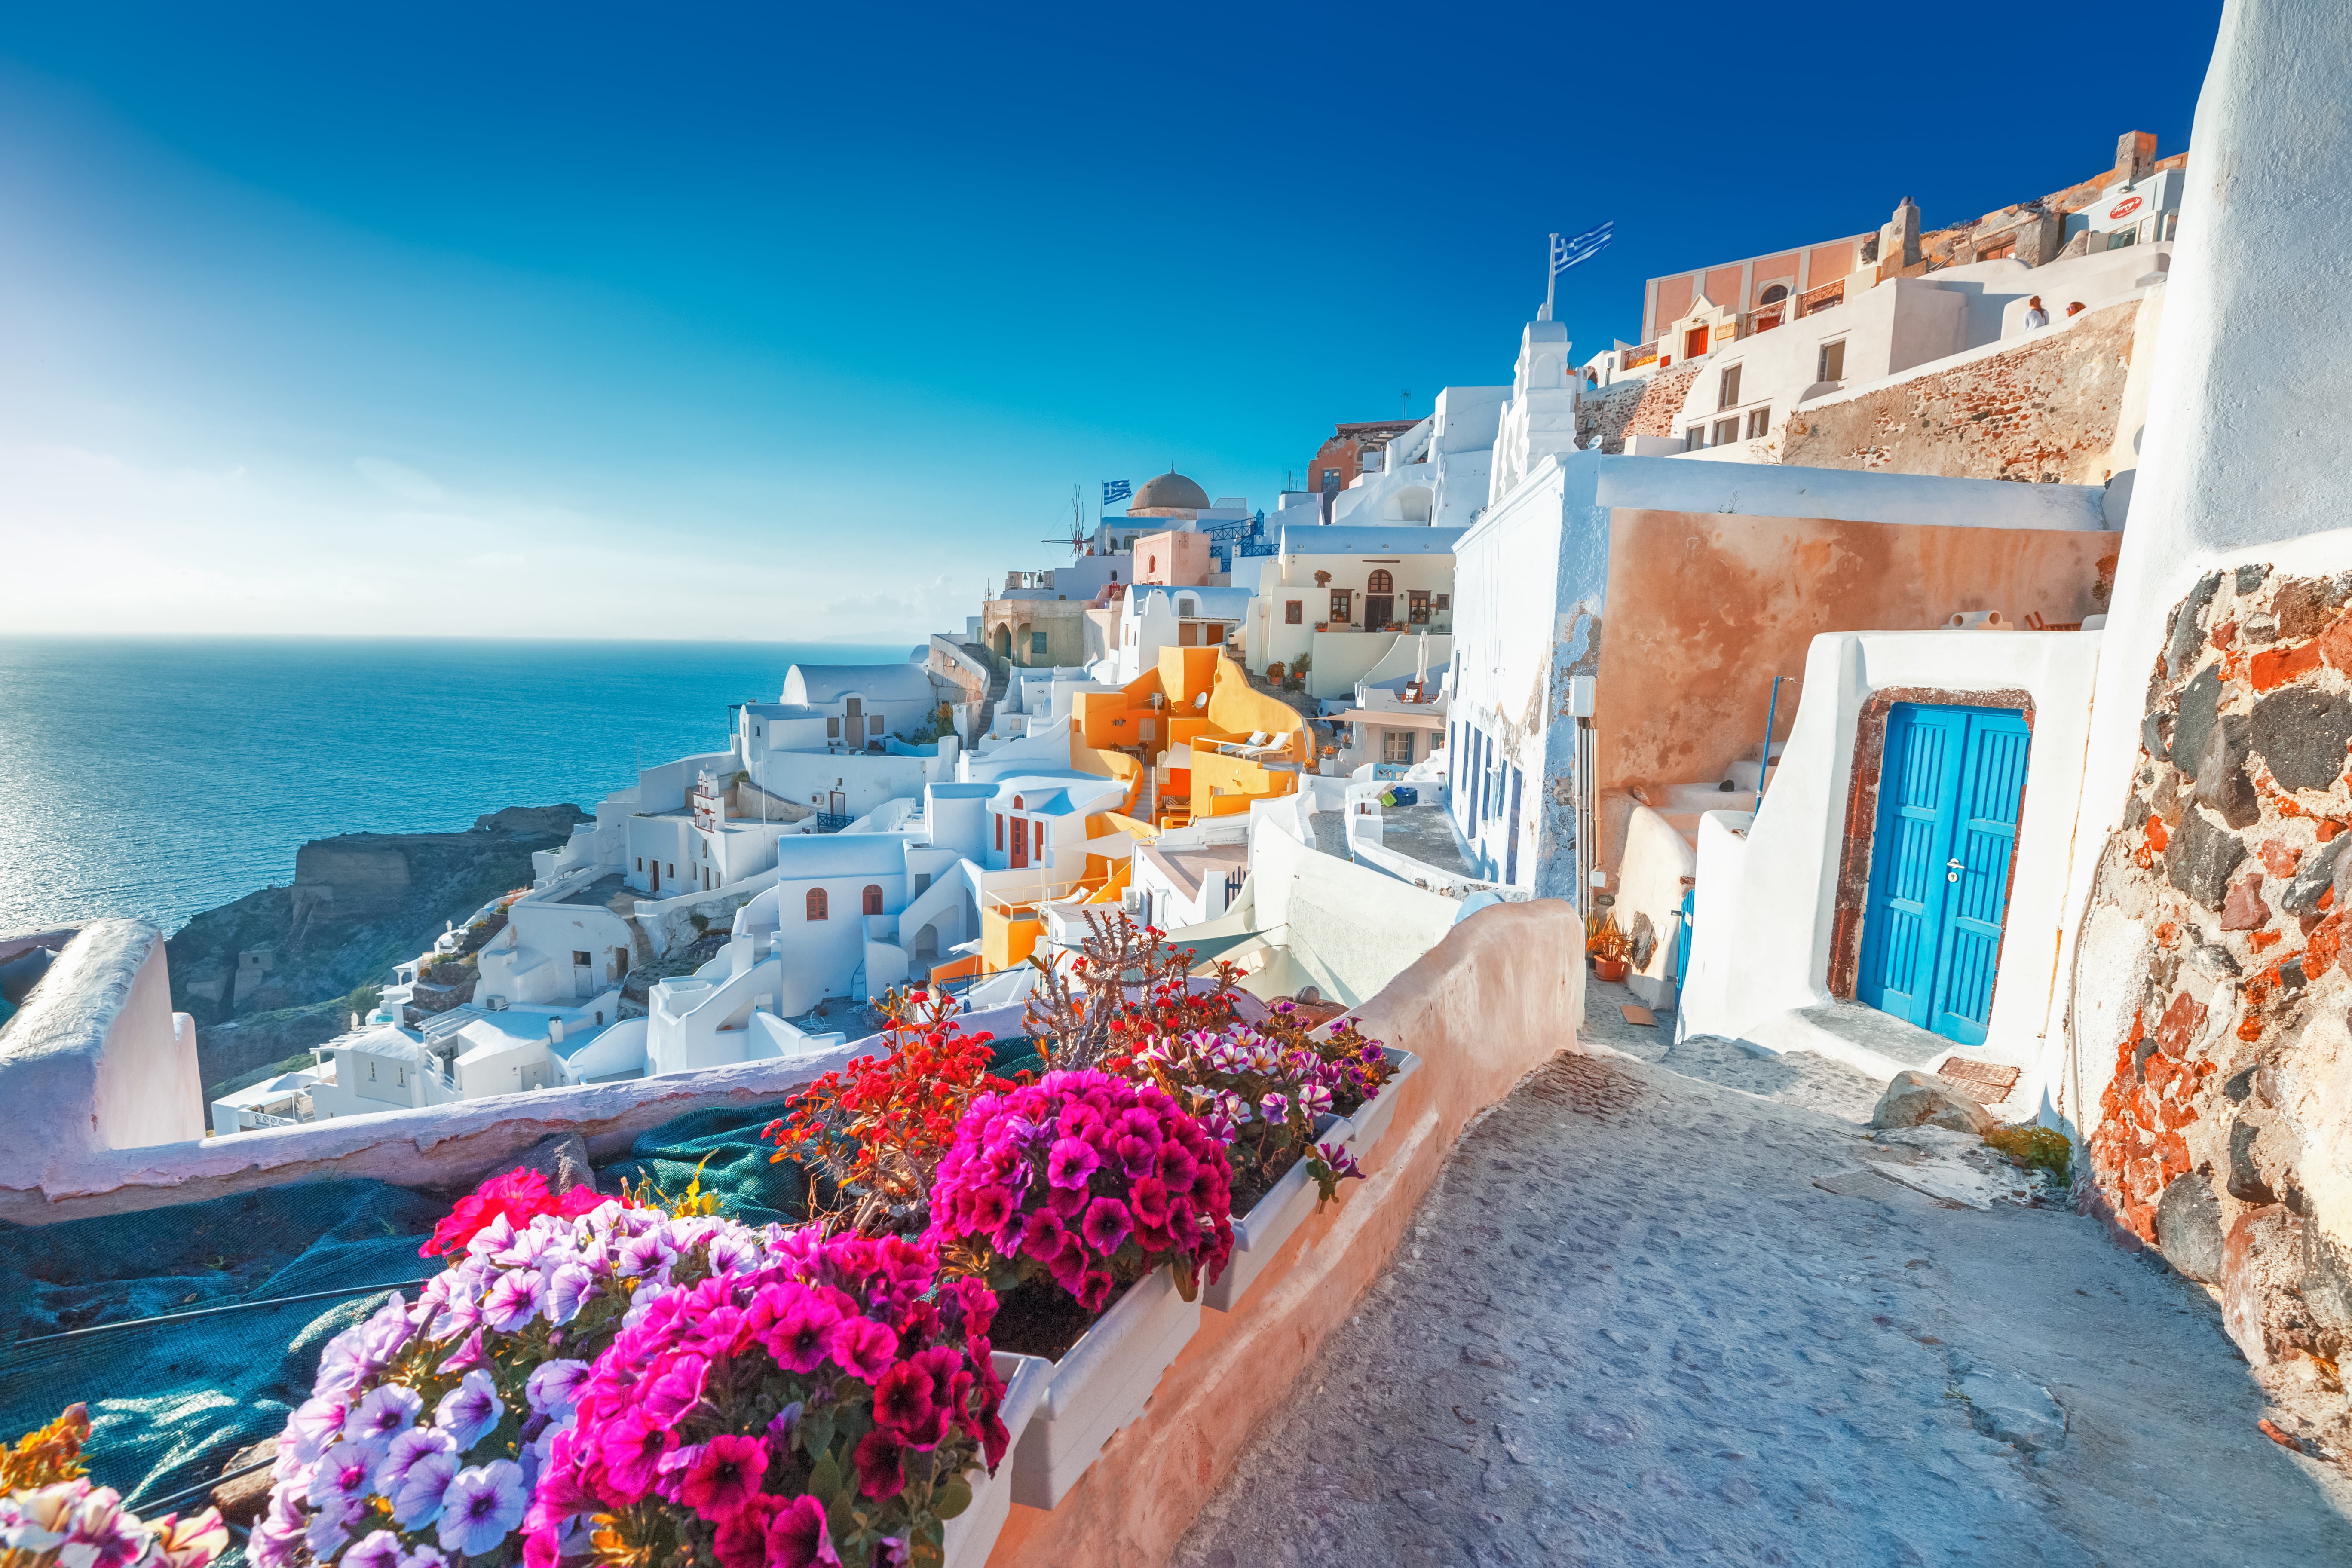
top-left (809, 812), bottom-right (855, 833)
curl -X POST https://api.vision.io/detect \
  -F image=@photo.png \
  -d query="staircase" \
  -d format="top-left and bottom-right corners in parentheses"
top-left (962, 642), bottom-right (1011, 739)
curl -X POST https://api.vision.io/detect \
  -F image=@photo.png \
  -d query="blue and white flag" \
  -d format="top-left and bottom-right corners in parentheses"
top-left (1102, 479), bottom-right (1132, 507)
top-left (1551, 221), bottom-right (1613, 275)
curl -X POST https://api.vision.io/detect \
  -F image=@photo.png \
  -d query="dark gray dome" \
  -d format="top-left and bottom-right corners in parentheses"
top-left (1130, 471), bottom-right (1212, 513)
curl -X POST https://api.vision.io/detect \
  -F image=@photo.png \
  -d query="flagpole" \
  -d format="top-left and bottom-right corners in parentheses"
top-left (1541, 232), bottom-right (1556, 322)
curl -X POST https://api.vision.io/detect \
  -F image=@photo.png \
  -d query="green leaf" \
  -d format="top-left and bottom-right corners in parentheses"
top-left (931, 1473), bottom-right (974, 1520)
top-left (809, 1452), bottom-right (845, 1504)
top-left (801, 1407), bottom-right (837, 1461)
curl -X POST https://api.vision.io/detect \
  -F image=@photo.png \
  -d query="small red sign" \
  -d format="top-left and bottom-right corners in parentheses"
top-left (2107, 194), bottom-right (2144, 221)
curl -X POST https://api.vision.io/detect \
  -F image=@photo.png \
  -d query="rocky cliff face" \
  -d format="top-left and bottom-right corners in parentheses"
top-left (167, 804), bottom-right (585, 1091)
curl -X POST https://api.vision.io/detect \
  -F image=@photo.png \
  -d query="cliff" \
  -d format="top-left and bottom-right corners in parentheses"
top-left (167, 804), bottom-right (586, 1093)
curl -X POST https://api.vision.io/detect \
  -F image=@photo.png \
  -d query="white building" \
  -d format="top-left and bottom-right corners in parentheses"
top-left (1238, 524), bottom-right (1460, 701)
top-left (1111, 585), bottom-right (1257, 684)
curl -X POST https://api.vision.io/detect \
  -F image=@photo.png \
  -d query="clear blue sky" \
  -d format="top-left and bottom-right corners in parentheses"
top-left (0, 1), bottom-right (2222, 641)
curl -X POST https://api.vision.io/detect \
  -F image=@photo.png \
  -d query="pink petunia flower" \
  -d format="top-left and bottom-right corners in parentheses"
top-left (677, 1434), bottom-right (767, 1522)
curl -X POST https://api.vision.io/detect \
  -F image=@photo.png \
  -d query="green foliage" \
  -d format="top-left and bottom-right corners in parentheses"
top-left (1985, 1123), bottom-right (2072, 1185)
top-left (689, 913), bottom-right (711, 934)
top-left (343, 983), bottom-right (382, 1019)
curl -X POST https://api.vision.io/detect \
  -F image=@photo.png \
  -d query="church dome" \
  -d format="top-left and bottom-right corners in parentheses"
top-left (1129, 471), bottom-right (1212, 514)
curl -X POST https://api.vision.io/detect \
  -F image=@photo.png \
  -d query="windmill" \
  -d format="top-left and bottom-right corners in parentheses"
top-left (1040, 485), bottom-right (1091, 558)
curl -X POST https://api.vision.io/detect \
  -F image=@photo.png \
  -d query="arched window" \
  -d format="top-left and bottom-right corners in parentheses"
top-left (806, 888), bottom-right (829, 921)
top-left (1013, 795), bottom-right (1024, 809)
top-left (863, 884), bottom-right (884, 916)
top-left (1367, 569), bottom-right (1394, 594)
top-left (1758, 282), bottom-right (1789, 304)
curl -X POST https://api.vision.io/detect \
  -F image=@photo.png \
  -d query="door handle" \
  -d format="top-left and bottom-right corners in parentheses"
top-left (1947, 858), bottom-right (1965, 883)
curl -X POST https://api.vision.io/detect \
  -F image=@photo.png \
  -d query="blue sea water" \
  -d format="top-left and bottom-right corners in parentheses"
top-left (0, 636), bottom-right (919, 936)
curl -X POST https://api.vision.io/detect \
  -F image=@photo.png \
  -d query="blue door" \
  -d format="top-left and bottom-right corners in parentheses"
top-left (1856, 704), bottom-right (2030, 1046)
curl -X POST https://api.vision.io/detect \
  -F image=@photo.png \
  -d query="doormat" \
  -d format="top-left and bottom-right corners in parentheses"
top-left (1618, 1003), bottom-right (1657, 1027)
top-left (1935, 1057), bottom-right (2022, 1101)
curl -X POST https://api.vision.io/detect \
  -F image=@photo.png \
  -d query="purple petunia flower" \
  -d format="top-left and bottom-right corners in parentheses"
top-left (524, 1358), bottom-right (592, 1418)
top-left (373, 1426), bottom-right (457, 1500)
top-left (481, 1269), bottom-right (548, 1333)
top-left (435, 1461), bottom-right (529, 1558)
top-left (545, 1262), bottom-right (598, 1325)
top-left (435, 1368), bottom-right (504, 1454)
top-left (391, 1449), bottom-right (459, 1528)
top-left (283, 1396), bottom-right (348, 1466)
top-left (343, 1384), bottom-right (422, 1452)
top-left (398, 1548), bottom-right (450, 1568)
top-left (345, 1529), bottom-right (404, 1568)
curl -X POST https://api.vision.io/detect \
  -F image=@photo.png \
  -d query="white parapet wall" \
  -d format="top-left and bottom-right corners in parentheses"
top-left (1, 920), bottom-right (203, 1180)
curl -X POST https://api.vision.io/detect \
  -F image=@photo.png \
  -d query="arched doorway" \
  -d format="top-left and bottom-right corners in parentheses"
top-left (992, 623), bottom-right (1012, 659)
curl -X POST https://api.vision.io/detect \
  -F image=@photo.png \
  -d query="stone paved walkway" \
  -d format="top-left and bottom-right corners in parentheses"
top-left (1173, 988), bottom-right (2352, 1566)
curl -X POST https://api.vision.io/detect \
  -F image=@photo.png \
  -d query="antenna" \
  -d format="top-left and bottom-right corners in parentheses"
top-left (1400, 389), bottom-right (1411, 419)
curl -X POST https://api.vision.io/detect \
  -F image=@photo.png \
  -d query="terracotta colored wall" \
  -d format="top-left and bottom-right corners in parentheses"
top-left (986, 899), bottom-right (1584, 1568)
top-left (1138, 530), bottom-right (1211, 587)
top-left (1704, 265), bottom-right (1744, 311)
top-left (1651, 277), bottom-right (1694, 339)
top-left (1753, 251), bottom-right (1799, 293)
top-left (1589, 508), bottom-right (2116, 861)
top-left (1808, 242), bottom-right (1855, 284)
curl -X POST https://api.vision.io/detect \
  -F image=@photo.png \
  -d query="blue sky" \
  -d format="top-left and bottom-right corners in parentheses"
top-left (0, 1), bottom-right (2221, 641)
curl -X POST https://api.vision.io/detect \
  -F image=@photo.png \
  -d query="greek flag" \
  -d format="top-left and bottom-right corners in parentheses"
top-left (1552, 221), bottom-right (1613, 275)
top-left (1102, 479), bottom-right (1132, 507)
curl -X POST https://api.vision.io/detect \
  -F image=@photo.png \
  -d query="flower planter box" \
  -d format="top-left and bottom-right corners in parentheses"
top-left (999, 1265), bottom-right (1202, 1510)
top-left (1201, 1112), bottom-right (1344, 1314)
top-left (940, 1353), bottom-right (1053, 1568)
top-left (1334, 1047), bottom-right (1422, 1161)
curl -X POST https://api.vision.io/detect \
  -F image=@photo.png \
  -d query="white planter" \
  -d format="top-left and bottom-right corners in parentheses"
top-left (1200, 1114), bottom-right (1341, 1314)
top-left (1335, 1047), bottom-right (1422, 1159)
top-left (940, 1353), bottom-right (1051, 1568)
top-left (999, 1266), bottom-right (1201, 1510)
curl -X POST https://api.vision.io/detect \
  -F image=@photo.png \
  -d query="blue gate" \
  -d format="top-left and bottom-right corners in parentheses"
top-left (1856, 703), bottom-right (2030, 1046)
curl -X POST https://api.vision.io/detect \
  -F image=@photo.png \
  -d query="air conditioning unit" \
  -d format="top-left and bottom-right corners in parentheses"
top-left (485, 995), bottom-right (509, 1011)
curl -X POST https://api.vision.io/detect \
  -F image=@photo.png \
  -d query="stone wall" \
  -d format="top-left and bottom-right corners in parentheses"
top-left (1780, 298), bottom-right (2145, 485)
top-left (1578, 379), bottom-right (1647, 455)
top-left (1619, 364), bottom-right (1700, 440)
top-left (2082, 566), bottom-right (2352, 1375)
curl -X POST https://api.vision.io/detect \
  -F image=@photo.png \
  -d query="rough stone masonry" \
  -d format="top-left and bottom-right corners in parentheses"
top-left (2082, 564), bottom-right (2352, 1416)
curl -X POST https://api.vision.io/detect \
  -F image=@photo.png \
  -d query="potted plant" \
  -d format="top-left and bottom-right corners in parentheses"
top-left (0, 1404), bottom-right (226, 1568)
top-left (1588, 913), bottom-right (1633, 983)
top-left (252, 1170), bottom-right (736, 1568)
top-left (924, 1071), bottom-right (1232, 1509)
top-left (528, 1229), bottom-right (1009, 1568)
top-left (1124, 1024), bottom-right (1367, 1312)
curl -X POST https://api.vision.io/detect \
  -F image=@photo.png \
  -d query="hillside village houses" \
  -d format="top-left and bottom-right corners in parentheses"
top-left (21, 47), bottom-right (2352, 1436)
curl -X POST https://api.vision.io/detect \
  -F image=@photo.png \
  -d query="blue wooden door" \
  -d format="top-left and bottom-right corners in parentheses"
top-left (1857, 704), bottom-right (2030, 1045)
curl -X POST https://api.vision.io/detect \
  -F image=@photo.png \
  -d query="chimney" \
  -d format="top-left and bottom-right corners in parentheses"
top-left (2115, 130), bottom-right (2157, 184)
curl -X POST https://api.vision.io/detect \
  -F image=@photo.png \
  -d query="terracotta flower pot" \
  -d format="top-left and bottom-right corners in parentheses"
top-left (1593, 957), bottom-right (1629, 983)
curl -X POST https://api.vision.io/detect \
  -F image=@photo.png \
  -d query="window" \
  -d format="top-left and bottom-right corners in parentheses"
top-left (1758, 283), bottom-right (1789, 305)
top-left (1433, 593), bottom-right (1449, 610)
top-left (869, 714), bottom-right (884, 734)
top-left (667, 863), bottom-right (675, 879)
top-left (1383, 731), bottom-right (1415, 763)
top-left (863, 884), bottom-right (884, 916)
top-left (1367, 569), bottom-right (1393, 594)
top-left (1177, 596), bottom-right (1197, 616)
top-left (1409, 590), bottom-right (1431, 623)
top-left (1818, 339), bottom-right (1846, 382)
top-left (1713, 417), bottom-right (1742, 447)
top-left (1976, 233), bottom-right (2016, 261)
top-left (1686, 425), bottom-right (1708, 450)
top-left (1285, 599), bottom-right (1302, 625)
top-left (995, 814), bottom-right (1004, 850)
top-left (572, 950), bottom-right (591, 966)
top-left (1746, 407), bottom-right (1770, 440)
top-left (806, 888), bottom-right (829, 920)
top-left (827, 716), bottom-right (842, 738)
top-left (1718, 364), bottom-right (1742, 410)
top-left (635, 857), bottom-right (643, 871)
top-left (1329, 590), bottom-right (1352, 623)
top-left (1030, 631), bottom-right (1049, 658)
top-left (1148, 554), bottom-right (1158, 573)
top-left (753, 724), bottom-right (762, 738)
top-left (369, 1060), bottom-right (377, 1081)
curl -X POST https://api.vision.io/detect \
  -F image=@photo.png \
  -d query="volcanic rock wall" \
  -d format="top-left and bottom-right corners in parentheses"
top-left (2084, 565), bottom-right (2352, 1375)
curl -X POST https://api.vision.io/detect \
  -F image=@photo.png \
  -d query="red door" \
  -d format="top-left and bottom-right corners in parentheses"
top-left (1011, 818), bottom-right (1028, 869)
top-left (1684, 325), bottom-right (1710, 361)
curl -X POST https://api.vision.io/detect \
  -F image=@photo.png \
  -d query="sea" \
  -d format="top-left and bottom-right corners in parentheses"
top-left (0, 636), bottom-right (921, 937)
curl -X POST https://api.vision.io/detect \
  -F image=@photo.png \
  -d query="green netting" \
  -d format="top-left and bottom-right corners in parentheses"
top-left (0, 1097), bottom-right (818, 1519)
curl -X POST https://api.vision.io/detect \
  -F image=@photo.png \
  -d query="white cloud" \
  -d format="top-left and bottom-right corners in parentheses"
top-left (354, 456), bottom-right (446, 502)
